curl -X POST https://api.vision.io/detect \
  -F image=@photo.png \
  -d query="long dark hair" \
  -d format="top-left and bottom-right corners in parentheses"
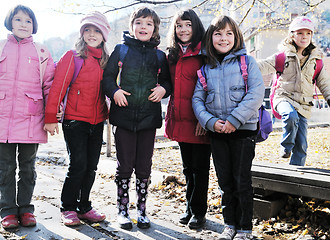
top-left (167, 9), bottom-right (205, 64)
top-left (202, 15), bottom-right (244, 68)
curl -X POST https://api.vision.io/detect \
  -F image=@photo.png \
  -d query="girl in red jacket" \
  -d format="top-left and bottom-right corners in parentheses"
top-left (165, 9), bottom-right (211, 229)
top-left (44, 12), bottom-right (110, 226)
top-left (0, 5), bottom-right (55, 229)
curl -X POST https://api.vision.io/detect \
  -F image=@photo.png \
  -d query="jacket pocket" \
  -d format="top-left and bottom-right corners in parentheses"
top-left (0, 92), bottom-right (5, 112)
top-left (0, 55), bottom-right (7, 73)
top-left (230, 85), bottom-right (245, 102)
top-left (25, 92), bottom-right (44, 115)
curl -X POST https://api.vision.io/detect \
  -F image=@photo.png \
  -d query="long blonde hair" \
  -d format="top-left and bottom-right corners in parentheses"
top-left (74, 36), bottom-right (109, 69)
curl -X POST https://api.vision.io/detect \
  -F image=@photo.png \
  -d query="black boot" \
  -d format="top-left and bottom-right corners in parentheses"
top-left (116, 177), bottom-right (132, 230)
top-left (136, 177), bottom-right (150, 229)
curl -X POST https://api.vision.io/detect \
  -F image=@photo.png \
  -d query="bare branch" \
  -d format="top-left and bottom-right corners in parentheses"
top-left (103, 0), bottom-right (184, 13)
top-left (239, 0), bottom-right (256, 26)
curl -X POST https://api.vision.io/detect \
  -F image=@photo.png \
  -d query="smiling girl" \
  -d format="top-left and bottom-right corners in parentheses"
top-left (102, 6), bottom-right (171, 230)
top-left (258, 16), bottom-right (330, 166)
top-left (165, 9), bottom-right (211, 230)
top-left (192, 15), bottom-right (264, 239)
top-left (44, 11), bottom-right (110, 226)
top-left (0, 5), bottom-right (55, 229)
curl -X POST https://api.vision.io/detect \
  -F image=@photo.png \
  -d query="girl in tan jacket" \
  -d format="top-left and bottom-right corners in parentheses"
top-left (258, 16), bottom-right (330, 166)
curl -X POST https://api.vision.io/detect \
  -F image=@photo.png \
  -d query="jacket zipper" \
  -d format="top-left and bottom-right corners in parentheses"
top-left (94, 64), bottom-right (101, 124)
top-left (8, 43), bottom-right (21, 139)
top-left (76, 89), bottom-right (80, 111)
top-left (134, 45), bottom-right (146, 131)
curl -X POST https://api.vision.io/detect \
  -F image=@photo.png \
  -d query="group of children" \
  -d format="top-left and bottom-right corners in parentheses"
top-left (0, 3), bottom-right (329, 240)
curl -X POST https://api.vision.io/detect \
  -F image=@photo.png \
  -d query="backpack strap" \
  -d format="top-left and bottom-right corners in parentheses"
top-left (239, 55), bottom-right (248, 92)
top-left (60, 50), bottom-right (84, 122)
top-left (0, 40), bottom-right (7, 58)
top-left (275, 52), bottom-right (286, 77)
top-left (197, 66), bottom-right (208, 91)
top-left (312, 59), bottom-right (323, 84)
top-left (116, 44), bottom-right (129, 87)
top-left (71, 50), bottom-right (84, 86)
top-left (313, 59), bottom-right (323, 109)
top-left (155, 49), bottom-right (165, 85)
top-left (33, 42), bottom-right (50, 85)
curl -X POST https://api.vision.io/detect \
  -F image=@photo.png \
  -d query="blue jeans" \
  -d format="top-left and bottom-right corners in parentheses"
top-left (277, 101), bottom-right (308, 166)
top-left (210, 135), bottom-right (256, 231)
top-left (0, 143), bottom-right (38, 218)
top-left (61, 120), bottom-right (104, 213)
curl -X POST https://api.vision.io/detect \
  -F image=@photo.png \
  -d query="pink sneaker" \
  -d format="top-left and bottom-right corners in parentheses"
top-left (61, 211), bottom-right (81, 226)
top-left (77, 209), bottom-right (106, 223)
top-left (1, 215), bottom-right (19, 229)
top-left (20, 213), bottom-right (36, 227)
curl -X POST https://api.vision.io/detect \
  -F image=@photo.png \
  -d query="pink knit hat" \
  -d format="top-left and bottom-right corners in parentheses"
top-left (289, 16), bottom-right (314, 33)
top-left (80, 11), bottom-right (111, 42)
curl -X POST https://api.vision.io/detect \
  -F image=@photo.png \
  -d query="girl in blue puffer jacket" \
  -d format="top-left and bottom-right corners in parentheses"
top-left (192, 15), bottom-right (264, 240)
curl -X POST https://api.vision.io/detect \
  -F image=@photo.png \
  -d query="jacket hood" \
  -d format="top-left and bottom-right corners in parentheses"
top-left (223, 47), bottom-right (247, 61)
top-left (122, 31), bottom-right (160, 48)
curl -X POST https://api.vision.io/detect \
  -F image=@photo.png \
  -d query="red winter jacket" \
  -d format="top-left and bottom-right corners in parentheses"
top-left (165, 42), bottom-right (209, 144)
top-left (45, 46), bottom-right (108, 125)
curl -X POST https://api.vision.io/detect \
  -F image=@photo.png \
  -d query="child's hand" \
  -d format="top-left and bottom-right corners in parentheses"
top-left (148, 85), bottom-right (165, 102)
top-left (56, 105), bottom-right (63, 122)
top-left (195, 122), bottom-right (207, 136)
top-left (44, 123), bottom-right (59, 136)
top-left (114, 89), bottom-right (131, 107)
top-left (214, 119), bottom-right (225, 133)
top-left (221, 120), bottom-right (236, 134)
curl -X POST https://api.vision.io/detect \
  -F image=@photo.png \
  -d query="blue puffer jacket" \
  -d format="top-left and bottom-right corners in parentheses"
top-left (192, 48), bottom-right (265, 132)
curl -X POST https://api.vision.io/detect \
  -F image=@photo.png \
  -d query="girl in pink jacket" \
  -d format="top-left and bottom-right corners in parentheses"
top-left (0, 5), bottom-right (55, 229)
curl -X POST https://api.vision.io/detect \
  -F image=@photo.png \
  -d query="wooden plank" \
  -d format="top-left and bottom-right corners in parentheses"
top-left (252, 177), bottom-right (330, 200)
top-left (251, 162), bottom-right (330, 200)
top-left (251, 162), bottom-right (330, 188)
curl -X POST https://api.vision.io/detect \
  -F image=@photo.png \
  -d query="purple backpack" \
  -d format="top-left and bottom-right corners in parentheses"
top-left (59, 50), bottom-right (84, 122)
top-left (196, 55), bottom-right (273, 143)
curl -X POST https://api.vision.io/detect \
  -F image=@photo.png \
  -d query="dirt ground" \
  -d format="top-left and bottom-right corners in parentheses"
top-left (0, 124), bottom-right (329, 240)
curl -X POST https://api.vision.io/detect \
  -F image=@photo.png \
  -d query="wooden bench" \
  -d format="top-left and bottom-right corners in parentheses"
top-left (251, 162), bottom-right (330, 219)
top-left (251, 162), bottom-right (330, 200)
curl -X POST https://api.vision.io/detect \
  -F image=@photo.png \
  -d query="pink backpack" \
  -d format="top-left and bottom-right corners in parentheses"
top-left (270, 52), bottom-right (323, 119)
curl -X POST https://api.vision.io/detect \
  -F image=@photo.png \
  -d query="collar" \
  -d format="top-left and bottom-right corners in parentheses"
top-left (7, 34), bottom-right (33, 44)
top-left (87, 45), bottom-right (102, 59)
top-left (178, 42), bottom-right (191, 54)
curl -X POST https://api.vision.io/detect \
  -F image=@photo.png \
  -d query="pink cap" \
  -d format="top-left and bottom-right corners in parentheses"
top-left (80, 11), bottom-right (111, 42)
top-left (289, 16), bottom-right (314, 33)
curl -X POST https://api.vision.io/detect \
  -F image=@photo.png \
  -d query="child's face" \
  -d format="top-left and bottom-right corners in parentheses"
top-left (212, 24), bottom-right (234, 54)
top-left (83, 25), bottom-right (104, 48)
top-left (292, 29), bottom-right (312, 52)
top-left (132, 16), bottom-right (154, 42)
top-left (11, 10), bottom-right (33, 41)
top-left (175, 18), bottom-right (193, 44)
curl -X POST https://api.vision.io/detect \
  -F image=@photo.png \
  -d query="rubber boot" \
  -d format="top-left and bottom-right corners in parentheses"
top-left (116, 177), bottom-right (132, 230)
top-left (136, 177), bottom-right (150, 229)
